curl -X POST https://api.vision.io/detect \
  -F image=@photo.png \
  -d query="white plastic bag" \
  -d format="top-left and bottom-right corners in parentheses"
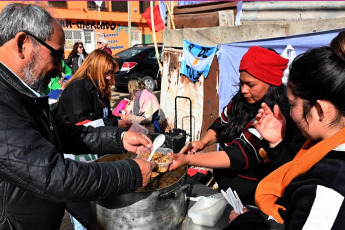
top-left (281, 44), bottom-right (296, 84)
top-left (188, 193), bottom-right (227, 227)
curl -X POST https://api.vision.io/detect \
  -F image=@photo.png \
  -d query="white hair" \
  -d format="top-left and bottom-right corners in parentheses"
top-left (102, 38), bottom-right (108, 46)
top-left (0, 3), bottom-right (58, 46)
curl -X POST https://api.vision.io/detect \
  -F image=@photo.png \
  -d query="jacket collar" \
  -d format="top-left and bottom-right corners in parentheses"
top-left (0, 62), bottom-right (49, 106)
top-left (0, 62), bottom-right (42, 98)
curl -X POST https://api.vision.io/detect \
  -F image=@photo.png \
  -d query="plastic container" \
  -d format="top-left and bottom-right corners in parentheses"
top-left (188, 193), bottom-right (227, 227)
top-left (138, 148), bottom-right (173, 173)
top-left (113, 98), bottom-right (129, 116)
top-left (129, 123), bottom-right (149, 135)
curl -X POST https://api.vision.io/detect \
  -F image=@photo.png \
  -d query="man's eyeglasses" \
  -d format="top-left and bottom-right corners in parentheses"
top-left (23, 31), bottom-right (65, 65)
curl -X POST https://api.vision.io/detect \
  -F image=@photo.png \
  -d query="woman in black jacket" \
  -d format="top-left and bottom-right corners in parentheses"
top-left (65, 42), bottom-right (88, 74)
top-left (57, 49), bottom-right (131, 128)
top-left (226, 41), bottom-right (345, 230)
top-left (169, 46), bottom-right (303, 205)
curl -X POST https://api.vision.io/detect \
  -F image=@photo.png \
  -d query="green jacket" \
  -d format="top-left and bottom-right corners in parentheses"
top-left (44, 60), bottom-right (72, 95)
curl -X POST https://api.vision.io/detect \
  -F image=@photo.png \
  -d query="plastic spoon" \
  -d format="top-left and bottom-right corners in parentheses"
top-left (147, 134), bottom-right (166, 162)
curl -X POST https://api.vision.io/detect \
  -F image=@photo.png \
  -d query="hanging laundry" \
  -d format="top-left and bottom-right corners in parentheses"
top-left (180, 39), bottom-right (217, 82)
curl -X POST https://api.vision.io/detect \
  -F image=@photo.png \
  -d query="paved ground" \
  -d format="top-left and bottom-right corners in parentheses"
top-left (60, 211), bottom-right (74, 230)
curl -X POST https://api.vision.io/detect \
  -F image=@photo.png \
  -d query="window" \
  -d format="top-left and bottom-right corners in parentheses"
top-left (48, 1), bottom-right (67, 8)
top-left (147, 49), bottom-right (162, 60)
top-left (131, 31), bottom-right (142, 47)
top-left (116, 48), bottom-right (144, 58)
top-left (140, 1), bottom-right (153, 13)
top-left (88, 1), bottom-right (107, 11)
top-left (84, 30), bottom-right (93, 45)
top-left (64, 30), bottom-right (83, 50)
top-left (111, 1), bottom-right (128, 12)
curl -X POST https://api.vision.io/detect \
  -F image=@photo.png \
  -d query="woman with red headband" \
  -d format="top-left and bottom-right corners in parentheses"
top-left (169, 46), bottom-right (302, 205)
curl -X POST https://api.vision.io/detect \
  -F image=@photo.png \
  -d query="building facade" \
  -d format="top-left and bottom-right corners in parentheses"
top-left (0, 1), bottom-right (163, 56)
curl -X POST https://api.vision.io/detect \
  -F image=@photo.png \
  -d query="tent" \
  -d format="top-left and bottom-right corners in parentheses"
top-left (217, 28), bottom-right (345, 114)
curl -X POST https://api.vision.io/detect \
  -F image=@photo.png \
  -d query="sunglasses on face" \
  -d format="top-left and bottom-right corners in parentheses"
top-left (23, 31), bottom-right (65, 65)
top-left (78, 46), bottom-right (83, 49)
top-left (97, 42), bottom-right (103, 44)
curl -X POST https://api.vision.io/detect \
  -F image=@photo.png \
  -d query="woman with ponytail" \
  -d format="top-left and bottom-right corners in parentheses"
top-left (226, 33), bottom-right (345, 229)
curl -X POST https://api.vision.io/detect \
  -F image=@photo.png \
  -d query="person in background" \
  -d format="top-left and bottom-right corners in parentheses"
top-left (226, 45), bottom-right (345, 230)
top-left (0, 3), bottom-right (156, 229)
top-left (57, 49), bottom-right (131, 129)
top-left (48, 74), bottom-right (72, 102)
top-left (43, 59), bottom-right (72, 95)
top-left (169, 46), bottom-right (303, 205)
top-left (97, 37), bottom-right (112, 55)
top-left (65, 41), bottom-right (88, 74)
top-left (119, 77), bottom-right (161, 133)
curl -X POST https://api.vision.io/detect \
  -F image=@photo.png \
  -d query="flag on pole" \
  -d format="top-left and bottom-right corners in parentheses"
top-left (142, 4), bottom-right (166, 32)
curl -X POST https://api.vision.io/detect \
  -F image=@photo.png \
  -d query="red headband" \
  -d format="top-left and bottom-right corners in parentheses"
top-left (239, 46), bottom-right (289, 86)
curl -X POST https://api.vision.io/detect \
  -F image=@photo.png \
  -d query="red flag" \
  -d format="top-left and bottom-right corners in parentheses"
top-left (142, 5), bottom-right (165, 32)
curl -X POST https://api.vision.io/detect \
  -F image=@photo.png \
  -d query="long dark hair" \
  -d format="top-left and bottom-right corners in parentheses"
top-left (70, 42), bottom-right (88, 57)
top-left (288, 46), bottom-right (345, 126)
top-left (218, 83), bottom-right (287, 143)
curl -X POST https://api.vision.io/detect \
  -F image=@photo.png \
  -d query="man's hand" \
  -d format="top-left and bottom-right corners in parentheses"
top-left (229, 207), bottom-right (248, 223)
top-left (118, 120), bottom-right (132, 129)
top-left (253, 103), bottom-right (286, 148)
top-left (133, 158), bottom-right (157, 186)
top-left (122, 131), bottom-right (152, 154)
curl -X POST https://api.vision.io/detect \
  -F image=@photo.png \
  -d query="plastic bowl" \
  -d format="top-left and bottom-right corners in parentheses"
top-left (138, 148), bottom-right (173, 173)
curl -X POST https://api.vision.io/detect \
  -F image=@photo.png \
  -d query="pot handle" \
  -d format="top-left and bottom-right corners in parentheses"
top-left (159, 184), bottom-right (190, 200)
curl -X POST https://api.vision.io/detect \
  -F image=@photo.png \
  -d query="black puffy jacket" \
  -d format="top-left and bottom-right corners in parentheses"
top-left (57, 77), bottom-right (119, 126)
top-left (0, 62), bottom-right (142, 229)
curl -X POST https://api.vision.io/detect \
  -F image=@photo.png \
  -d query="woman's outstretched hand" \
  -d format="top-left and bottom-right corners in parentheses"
top-left (253, 103), bottom-right (286, 148)
top-left (179, 141), bottom-right (205, 155)
top-left (168, 152), bottom-right (187, 171)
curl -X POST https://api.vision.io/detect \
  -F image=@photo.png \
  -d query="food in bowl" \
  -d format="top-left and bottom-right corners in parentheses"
top-left (139, 151), bottom-right (172, 173)
top-left (95, 152), bottom-right (185, 192)
top-left (137, 173), bottom-right (179, 192)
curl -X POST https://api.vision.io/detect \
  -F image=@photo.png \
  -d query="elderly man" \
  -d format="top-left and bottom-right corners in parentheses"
top-left (0, 3), bottom-right (156, 229)
top-left (96, 37), bottom-right (112, 55)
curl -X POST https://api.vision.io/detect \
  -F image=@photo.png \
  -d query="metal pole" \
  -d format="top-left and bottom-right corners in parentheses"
top-left (128, 1), bottom-right (132, 47)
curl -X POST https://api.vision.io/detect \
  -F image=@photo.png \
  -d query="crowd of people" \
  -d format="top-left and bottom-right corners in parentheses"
top-left (2, 2), bottom-right (345, 230)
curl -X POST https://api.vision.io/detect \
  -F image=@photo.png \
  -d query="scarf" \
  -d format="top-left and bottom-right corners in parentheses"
top-left (255, 126), bottom-right (345, 224)
top-left (77, 53), bottom-right (85, 68)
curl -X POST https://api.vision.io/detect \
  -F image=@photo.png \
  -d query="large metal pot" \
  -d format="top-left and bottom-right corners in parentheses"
top-left (92, 154), bottom-right (189, 230)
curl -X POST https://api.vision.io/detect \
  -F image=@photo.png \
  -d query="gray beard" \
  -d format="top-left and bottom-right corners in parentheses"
top-left (22, 53), bottom-right (48, 93)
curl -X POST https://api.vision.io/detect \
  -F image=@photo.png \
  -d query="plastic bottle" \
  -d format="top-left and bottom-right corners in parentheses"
top-left (112, 98), bottom-right (129, 116)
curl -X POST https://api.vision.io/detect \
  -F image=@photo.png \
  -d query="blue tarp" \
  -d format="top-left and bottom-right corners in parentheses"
top-left (217, 28), bottom-right (345, 115)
